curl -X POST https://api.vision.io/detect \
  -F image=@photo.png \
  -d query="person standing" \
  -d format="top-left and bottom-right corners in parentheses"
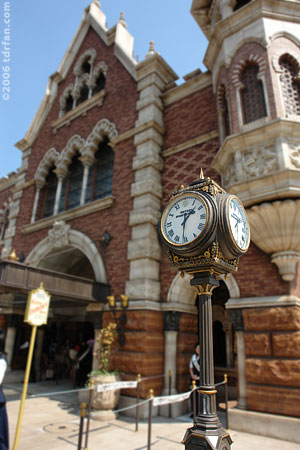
top-left (0, 339), bottom-right (9, 450)
top-left (189, 342), bottom-right (200, 418)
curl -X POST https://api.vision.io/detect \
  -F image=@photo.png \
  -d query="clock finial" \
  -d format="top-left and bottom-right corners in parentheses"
top-left (200, 168), bottom-right (204, 179)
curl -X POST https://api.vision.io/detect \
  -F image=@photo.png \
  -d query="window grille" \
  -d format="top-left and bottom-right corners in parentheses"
top-left (240, 63), bottom-right (267, 124)
top-left (279, 56), bottom-right (300, 116)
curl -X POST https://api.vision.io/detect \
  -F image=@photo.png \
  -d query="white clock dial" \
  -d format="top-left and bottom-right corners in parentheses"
top-left (228, 198), bottom-right (250, 251)
top-left (162, 193), bottom-right (208, 246)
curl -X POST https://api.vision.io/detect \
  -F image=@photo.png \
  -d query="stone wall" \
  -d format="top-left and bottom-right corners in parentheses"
top-left (244, 306), bottom-right (300, 417)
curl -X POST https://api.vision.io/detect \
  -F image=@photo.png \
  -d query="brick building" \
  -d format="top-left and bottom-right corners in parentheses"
top-left (1, 0), bottom-right (300, 432)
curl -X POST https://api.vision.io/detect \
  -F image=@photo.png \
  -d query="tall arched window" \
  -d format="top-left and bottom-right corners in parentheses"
top-left (77, 84), bottom-right (89, 105)
top-left (43, 167), bottom-right (58, 218)
top-left (64, 94), bottom-right (74, 114)
top-left (86, 140), bottom-right (114, 203)
top-left (58, 154), bottom-right (83, 212)
top-left (240, 63), bottom-right (267, 124)
top-left (279, 55), bottom-right (300, 116)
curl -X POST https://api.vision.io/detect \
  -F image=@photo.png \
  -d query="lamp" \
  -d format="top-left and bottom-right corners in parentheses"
top-left (106, 295), bottom-right (129, 346)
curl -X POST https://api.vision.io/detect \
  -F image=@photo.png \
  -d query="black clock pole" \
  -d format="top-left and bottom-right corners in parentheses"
top-left (182, 271), bottom-right (233, 449)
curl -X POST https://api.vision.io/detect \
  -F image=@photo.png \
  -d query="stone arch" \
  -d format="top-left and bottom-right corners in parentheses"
top-left (83, 119), bottom-right (118, 159)
top-left (25, 223), bottom-right (107, 283)
top-left (59, 83), bottom-right (74, 111)
top-left (167, 272), bottom-right (240, 309)
top-left (232, 54), bottom-right (267, 89)
top-left (56, 134), bottom-right (85, 172)
top-left (73, 48), bottom-right (97, 77)
top-left (34, 147), bottom-right (60, 185)
top-left (89, 61), bottom-right (108, 89)
top-left (272, 50), bottom-right (300, 74)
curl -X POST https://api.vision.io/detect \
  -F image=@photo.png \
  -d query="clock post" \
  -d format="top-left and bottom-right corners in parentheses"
top-left (158, 173), bottom-right (250, 450)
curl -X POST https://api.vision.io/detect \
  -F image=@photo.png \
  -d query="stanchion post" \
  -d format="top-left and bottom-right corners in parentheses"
top-left (192, 380), bottom-right (196, 422)
top-left (168, 369), bottom-right (172, 419)
top-left (78, 402), bottom-right (86, 450)
top-left (135, 373), bottom-right (141, 432)
top-left (224, 373), bottom-right (228, 429)
top-left (84, 379), bottom-right (94, 450)
top-left (147, 389), bottom-right (153, 450)
top-left (12, 325), bottom-right (37, 450)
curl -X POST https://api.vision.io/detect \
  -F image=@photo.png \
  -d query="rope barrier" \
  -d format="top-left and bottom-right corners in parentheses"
top-left (140, 374), bottom-right (166, 382)
top-left (91, 398), bottom-right (150, 417)
top-left (29, 387), bottom-right (88, 398)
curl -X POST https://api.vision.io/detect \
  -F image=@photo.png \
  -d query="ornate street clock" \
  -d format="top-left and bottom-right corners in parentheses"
top-left (158, 173), bottom-right (250, 275)
top-left (159, 191), bottom-right (218, 256)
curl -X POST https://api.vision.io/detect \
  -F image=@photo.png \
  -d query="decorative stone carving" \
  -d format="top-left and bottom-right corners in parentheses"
top-left (56, 134), bottom-right (85, 171)
top-left (34, 147), bottom-right (59, 184)
top-left (84, 118), bottom-right (118, 155)
top-left (163, 311), bottom-right (180, 332)
top-left (248, 199), bottom-right (300, 280)
top-left (289, 143), bottom-right (300, 168)
top-left (48, 220), bottom-right (70, 248)
top-left (243, 145), bottom-right (277, 178)
top-left (73, 48), bottom-right (97, 76)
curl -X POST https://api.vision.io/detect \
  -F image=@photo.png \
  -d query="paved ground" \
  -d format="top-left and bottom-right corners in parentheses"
top-left (4, 380), bottom-right (300, 449)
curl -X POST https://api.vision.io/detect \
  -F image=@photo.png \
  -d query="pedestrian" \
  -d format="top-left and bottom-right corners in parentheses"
top-left (189, 342), bottom-right (200, 418)
top-left (0, 338), bottom-right (9, 450)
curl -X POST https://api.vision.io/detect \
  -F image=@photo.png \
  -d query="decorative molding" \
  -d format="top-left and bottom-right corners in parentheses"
top-left (226, 295), bottom-right (300, 309)
top-left (84, 118), bottom-right (118, 155)
top-left (21, 196), bottom-right (115, 234)
top-left (89, 61), bottom-right (108, 88)
top-left (52, 90), bottom-right (106, 133)
top-left (73, 73), bottom-right (90, 100)
top-left (48, 220), bottom-right (70, 248)
top-left (59, 83), bottom-right (74, 110)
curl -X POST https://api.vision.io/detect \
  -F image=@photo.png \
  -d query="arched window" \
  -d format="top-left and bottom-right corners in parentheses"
top-left (240, 63), bottom-right (267, 124)
top-left (92, 73), bottom-right (106, 96)
top-left (279, 56), bottom-right (300, 116)
top-left (58, 154), bottom-right (83, 213)
top-left (77, 84), bottom-right (89, 105)
top-left (86, 140), bottom-right (114, 203)
top-left (43, 167), bottom-right (58, 218)
top-left (81, 59), bottom-right (91, 75)
top-left (64, 94), bottom-right (74, 113)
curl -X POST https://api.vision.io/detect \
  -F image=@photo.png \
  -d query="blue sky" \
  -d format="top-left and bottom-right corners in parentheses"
top-left (0, 0), bottom-right (208, 179)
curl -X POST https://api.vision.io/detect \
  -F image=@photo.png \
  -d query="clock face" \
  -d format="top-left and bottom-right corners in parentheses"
top-left (228, 197), bottom-right (250, 251)
top-left (161, 193), bottom-right (208, 246)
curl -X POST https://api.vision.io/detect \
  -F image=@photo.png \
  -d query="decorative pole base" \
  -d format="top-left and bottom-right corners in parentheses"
top-left (182, 426), bottom-right (233, 449)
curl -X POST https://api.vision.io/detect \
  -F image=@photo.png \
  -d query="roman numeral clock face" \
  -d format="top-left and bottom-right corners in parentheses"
top-left (228, 197), bottom-right (250, 251)
top-left (161, 193), bottom-right (208, 247)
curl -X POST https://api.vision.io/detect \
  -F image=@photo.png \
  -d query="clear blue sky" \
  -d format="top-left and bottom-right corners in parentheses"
top-left (0, 0), bottom-right (208, 179)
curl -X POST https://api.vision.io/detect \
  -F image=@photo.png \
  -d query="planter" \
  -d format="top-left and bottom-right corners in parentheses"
top-left (91, 373), bottom-right (120, 421)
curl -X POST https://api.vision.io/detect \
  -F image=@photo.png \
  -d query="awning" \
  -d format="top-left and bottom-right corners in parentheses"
top-left (0, 260), bottom-right (110, 305)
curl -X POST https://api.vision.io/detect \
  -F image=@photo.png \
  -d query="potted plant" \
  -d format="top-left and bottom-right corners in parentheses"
top-left (89, 322), bottom-right (120, 419)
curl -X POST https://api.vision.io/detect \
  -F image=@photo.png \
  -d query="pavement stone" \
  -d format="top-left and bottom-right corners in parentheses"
top-left (4, 380), bottom-right (300, 449)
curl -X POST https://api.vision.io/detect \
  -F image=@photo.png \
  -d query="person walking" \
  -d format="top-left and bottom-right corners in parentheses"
top-left (189, 342), bottom-right (200, 418)
top-left (0, 339), bottom-right (9, 450)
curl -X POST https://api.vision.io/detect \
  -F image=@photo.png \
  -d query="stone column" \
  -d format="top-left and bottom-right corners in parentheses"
top-left (53, 169), bottom-right (67, 215)
top-left (126, 45), bottom-right (178, 303)
top-left (79, 156), bottom-right (95, 206)
top-left (160, 311), bottom-right (180, 417)
top-left (30, 181), bottom-right (44, 223)
top-left (5, 314), bottom-right (18, 370)
top-left (230, 309), bottom-right (247, 409)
